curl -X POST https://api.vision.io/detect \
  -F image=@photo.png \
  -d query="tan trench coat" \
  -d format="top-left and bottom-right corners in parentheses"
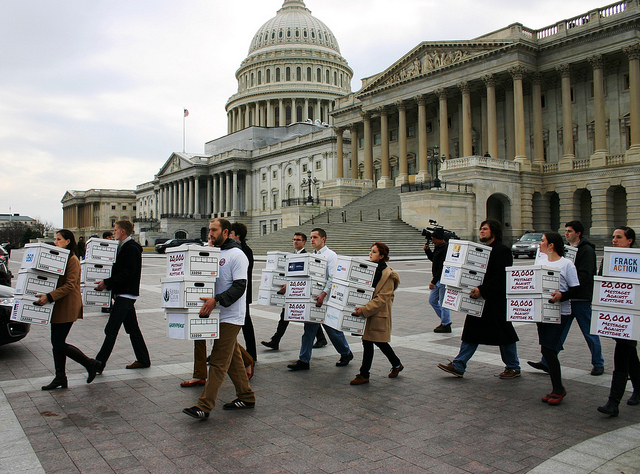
top-left (49, 254), bottom-right (83, 323)
top-left (360, 266), bottom-right (400, 343)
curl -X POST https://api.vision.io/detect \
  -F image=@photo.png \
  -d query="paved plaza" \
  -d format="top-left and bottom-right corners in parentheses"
top-left (1, 249), bottom-right (640, 473)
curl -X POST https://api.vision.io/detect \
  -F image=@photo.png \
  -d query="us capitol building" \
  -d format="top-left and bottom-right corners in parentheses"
top-left (63, 0), bottom-right (640, 246)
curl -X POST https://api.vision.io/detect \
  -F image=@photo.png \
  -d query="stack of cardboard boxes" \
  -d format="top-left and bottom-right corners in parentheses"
top-left (257, 251), bottom-right (289, 307)
top-left (161, 244), bottom-right (220, 341)
top-left (12, 243), bottom-right (70, 325)
top-left (505, 265), bottom-right (561, 324)
top-left (80, 237), bottom-right (119, 308)
top-left (441, 240), bottom-right (492, 317)
top-left (591, 247), bottom-right (640, 340)
top-left (283, 253), bottom-right (328, 324)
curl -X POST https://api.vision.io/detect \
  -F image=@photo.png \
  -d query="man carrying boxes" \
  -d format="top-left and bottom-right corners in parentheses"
top-left (424, 228), bottom-right (452, 333)
top-left (287, 228), bottom-right (354, 371)
top-left (182, 218), bottom-right (255, 420)
top-left (438, 219), bottom-right (521, 378)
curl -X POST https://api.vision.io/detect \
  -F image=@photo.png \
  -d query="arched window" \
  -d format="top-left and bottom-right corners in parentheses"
top-left (287, 29), bottom-right (291, 37)
top-left (303, 30), bottom-right (307, 38)
top-left (325, 69), bottom-right (330, 83)
top-left (295, 29), bottom-right (299, 37)
top-left (272, 31), bottom-right (275, 39)
top-left (317, 68), bottom-right (321, 82)
top-left (334, 71), bottom-right (337, 85)
top-left (311, 31), bottom-right (315, 38)
top-left (276, 68), bottom-right (281, 82)
top-left (286, 67), bottom-right (291, 81)
top-left (266, 69), bottom-right (271, 83)
top-left (279, 30), bottom-right (283, 38)
top-left (306, 67), bottom-right (311, 81)
top-left (296, 67), bottom-right (301, 81)
top-left (250, 73), bottom-right (254, 87)
top-left (258, 70), bottom-right (261, 85)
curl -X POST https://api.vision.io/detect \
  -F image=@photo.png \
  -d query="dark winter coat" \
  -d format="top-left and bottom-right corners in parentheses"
top-left (104, 239), bottom-right (143, 296)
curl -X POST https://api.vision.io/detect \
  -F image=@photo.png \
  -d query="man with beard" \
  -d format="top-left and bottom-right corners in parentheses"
top-left (437, 219), bottom-right (521, 378)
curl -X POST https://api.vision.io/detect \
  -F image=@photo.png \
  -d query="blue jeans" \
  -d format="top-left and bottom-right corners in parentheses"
top-left (541, 300), bottom-right (604, 368)
top-left (299, 322), bottom-right (350, 363)
top-left (453, 341), bottom-right (520, 374)
top-left (429, 281), bottom-right (451, 325)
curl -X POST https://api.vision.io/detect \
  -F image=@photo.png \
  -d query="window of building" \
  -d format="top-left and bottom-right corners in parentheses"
top-left (258, 70), bottom-right (262, 85)
top-left (407, 125), bottom-right (415, 138)
top-left (287, 29), bottom-right (291, 37)
top-left (262, 196), bottom-right (267, 211)
top-left (276, 68), bottom-right (280, 82)
top-left (302, 163), bottom-right (308, 173)
top-left (262, 173), bottom-right (266, 181)
top-left (315, 161), bottom-right (321, 170)
top-left (111, 205), bottom-right (116, 210)
top-left (624, 74), bottom-right (630, 90)
top-left (250, 73), bottom-right (254, 87)
top-left (541, 93), bottom-right (546, 109)
top-left (374, 133), bottom-right (381, 145)
top-left (133, 206), bottom-right (136, 211)
top-left (261, 221), bottom-right (267, 235)
top-left (288, 168), bottom-right (292, 176)
top-left (311, 31), bottom-right (315, 38)
top-left (448, 117), bottom-right (452, 128)
top-left (286, 67), bottom-right (291, 81)
top-left (303, 30), bottom-right (307, 38)
top-left (325, 69), bottom-right (330, 83)
top-left (295, 29), bottom-right (299, 37)
top-left (296, 67), bottom-right (301, 81)
top-left (334, 71), bottom-right (337, 85)
top-left (272, 194), bottom-right (278, 209)
top-left (272, 169), bottom-right (277, 179)
top-left (266, 69), bottom-right (270, 83)
top-left (390, 129), bottom-right (398, 141)
top-left (272, 32), bottom-right (275, 39)
top-left (317, 68), bottom-right (321, 82)
top-left (307, 67), bottom-right (311, 81)
top-left (279, 30), bottom-right (282, 38)
top-left (570, 86), bottom-right (575, 103)
top-left (359, 137), bottom-right (364, 148)
top-left (426, 121), bottom-right (433, 133)
top-left (122, 205), bottom-right (127, 210)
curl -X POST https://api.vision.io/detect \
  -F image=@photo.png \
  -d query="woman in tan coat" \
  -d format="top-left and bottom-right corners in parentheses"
top-left (350, 242), bottom-right (402, 385)
top-left (35, 229), bottom-right (101, 390)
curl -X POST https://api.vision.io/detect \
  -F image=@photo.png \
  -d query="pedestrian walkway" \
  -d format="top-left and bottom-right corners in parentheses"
top-left (1, 252), bottom-right (639, 473)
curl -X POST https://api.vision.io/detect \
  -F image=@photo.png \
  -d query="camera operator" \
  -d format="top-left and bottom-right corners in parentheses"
top-left (424, 228), bottom-right (452, 333)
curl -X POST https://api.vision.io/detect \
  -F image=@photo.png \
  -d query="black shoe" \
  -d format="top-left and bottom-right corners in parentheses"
top-left (527, 361), bottom-right (549, 373)
top-left (591, 366), bottom-right (605, 376)
top-left (433, 323), bottom-right (452, 333)
top-left (126, 361), bottom-right (151, 369)
top-left (287, 360), bottom-right (310, 371)
top-left (628, 391), bottom-right (640, 406)
top-left (336, 351), bottom-right (354, 367)
top-left (597, 400), bottom-right (619, 417)
top-left (223, 398), bottom-right (256, 410)
top-left (313, 339), bottom-right (328, 348)
top-left (87, 359), bottom-right (102, 384)
top-left (261, 340), bottom-right (279, 350)
top-left (41, 377), bottom-right (68, 391)
top-left (182, 406), bottom-right (209, 419)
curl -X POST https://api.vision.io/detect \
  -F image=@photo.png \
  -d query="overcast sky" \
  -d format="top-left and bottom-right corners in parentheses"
top-left (2, 0), bottom-right (609, 228)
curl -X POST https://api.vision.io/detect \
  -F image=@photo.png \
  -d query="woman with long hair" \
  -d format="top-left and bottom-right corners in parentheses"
top-left (597, 226), bottom-right (640, 416)
top-left (350, 241), bottom-right (403, 385)
top-left (35, 230), bottom-right (101, 390)
top-left (537, 232), bottom-right (580, 405)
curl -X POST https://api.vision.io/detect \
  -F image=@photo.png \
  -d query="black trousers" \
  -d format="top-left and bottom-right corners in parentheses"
top-left (359, 339), bottom-right (401, 378)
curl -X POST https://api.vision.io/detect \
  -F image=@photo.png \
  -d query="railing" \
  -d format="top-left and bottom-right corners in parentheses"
top-left (133, 217), bottom-right (158, 223)
top-left (607, 154), bottom-right (625, 165)
top-left (400, 181), bottom-right (472, 193)
top-left (281, 198), bottom-right (334, 207)
top-left (573, 159), bottom-right (591, 170)
top-left (543, 163), bottom-right (558, 173)
top-left (442, 156), bottom-right (521, 172)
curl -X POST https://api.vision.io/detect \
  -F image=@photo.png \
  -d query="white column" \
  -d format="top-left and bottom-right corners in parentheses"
top-left (194, 177), bottom-right (200, 216)
top-left (232, 170), bottom-right (238, 214)
top-left (225, 172), bottom-right (232, 214)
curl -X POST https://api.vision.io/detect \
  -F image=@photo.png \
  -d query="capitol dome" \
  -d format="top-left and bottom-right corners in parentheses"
top-left (225, 0), bottom-right (353, 133)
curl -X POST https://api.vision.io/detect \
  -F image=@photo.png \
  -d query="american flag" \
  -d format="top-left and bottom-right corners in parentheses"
top-left (184, 108), bottom-right (189, 117)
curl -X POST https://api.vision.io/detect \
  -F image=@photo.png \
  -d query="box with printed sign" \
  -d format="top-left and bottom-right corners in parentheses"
top-left (11, 296), bottom-right (54, 325)
top-left (334, 256), bottom-right (377, 286)
top-left (284, 276), bottom-right (325, 300)
top-left (601, 247), bottom-right (640, 279)
top-left (257, 287), bottom-right (285, 307)
top-left (328, 280), bottom-right (374, 310)
top-left (441, 264), bottom-right (485, 288)
top-left (260, 270), bottom-right (287, 289)
top-left (284, 300), bottom-right (326, 323)
top-left (165, 309), bottom-right (220, 340)
top-left (535, 246), bottom-right (577, 265)
top-left (266, 251), bottom-right (290, 271)
top-left (84, 237), bottom-right (119, 263)
top-left (160, 278), bottom-right (216, 308)
top-left (80, 262), bottom-right (113, 284)
top-left (444, 240), bottom-right (491, 270)
top-left (285, 254), bottom-right (327, 278)
top-left (81, 285), bottom-right (112, 307)
top-left (323, 302), bottom-right (365, 335)
top-left (15, 270), bottom-right (59, 297)
top-left (165, 245), bottom-right (219, 278)
top-left (505, 265), bottom-right (560, 295)
top-left (506, 296), bottom-right (561, 324)
top-left (441, 286), bottom-right (485, 317)
top-left (21, 243), bottom-right (70, 276)
top-left (592, 276), bottom-right (640, 310)
top-left (590, 305), bottom-right (640, 341)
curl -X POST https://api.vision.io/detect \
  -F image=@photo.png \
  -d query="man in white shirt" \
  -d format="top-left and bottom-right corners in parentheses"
top-left (287, 228), bottom-right (353, 371)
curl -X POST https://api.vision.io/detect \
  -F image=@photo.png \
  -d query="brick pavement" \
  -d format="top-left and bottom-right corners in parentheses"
top-left (1, 250), bottom-right (640, 473)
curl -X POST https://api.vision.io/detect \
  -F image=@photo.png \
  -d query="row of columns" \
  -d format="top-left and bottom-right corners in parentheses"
top-left (158, 170), bottom-right (249, 218)
top-left (227, 98), bottom-right (334, 133)
top-left (334, 43), bottom-right (640, 184)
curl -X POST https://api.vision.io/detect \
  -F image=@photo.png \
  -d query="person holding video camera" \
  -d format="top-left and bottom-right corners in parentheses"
top-left (424, 228), bottom-right (452, 333)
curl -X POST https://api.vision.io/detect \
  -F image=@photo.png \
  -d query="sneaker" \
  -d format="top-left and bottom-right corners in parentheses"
top-left (350, 374), bottom-right (369, 385)
top-left (438, 362), bottom-right (463, 377)
top-left (336, 351), bottom-right (354, 367)
top-left (261, 340), bottom-right (279, 350)
top-left (388, 364), bottom-right (404, 378)
top-left (223, 398), bottom-right (255, 410)
top-left (433, 323), bottom-right (452, 333)
top-left (591, 366), bottom-right (605, 376)
top-left (527, 361), bottom-right (549, 373)
top-left (496, 369), bottom-right (521, 379)
top-left (287, 360), bottom-right (310, 371)
top-left (182, 406), bottom-right (209, 419)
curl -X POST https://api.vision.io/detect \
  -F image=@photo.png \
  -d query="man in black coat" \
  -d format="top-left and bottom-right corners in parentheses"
top-left (438, 219), bottom-right (520, 378)
top-left (95, 220), bottom-right (151, 371)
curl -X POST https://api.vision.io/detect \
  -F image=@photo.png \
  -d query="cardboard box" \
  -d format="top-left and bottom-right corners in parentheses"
top-left (324, 302), bottom-right (365, 335)
top-left (259, 270), bottom-right (287, 289)
top-left (11, 297), bottom-right (54, 325)
top-left (445, 239), bottom-right (492, 270)
top-left (266, 251), bottom-right (290, 271)
top-left (285, 254), bottom-right (327, 278)
top-left (592, 276), bottom-right (640, 310)
top-left (506, 296), bottom-right (561, 324)
top-left (84, 237), bottom-right (119, 263)
top-left (81, 285), bottom-right (112, 307)
top-left (590, 305), bottom-right (640, 341)
top-left (80, 261), bottom-right (113, 284)
top-left (160, 278), bottom-right (216, 308)
top-left (440, 264), bottom-right (485, 288)
top-left (284, 276), bottom-right (325, 300)
top-left (284, 301), bottom-right (326, 323)
top-left (15, 269), bottom-right (59, 297)
top-left (165, 309), bottom-right (220, 340)
top-left (21, 243), bottom-right (70, 276)
top-left (334, 256), bottom-right (378, 286)
top-left (602, 247), bottom-right (640, 279)
top-left (506, 265), bottom-right (560, 295)
top-left (257, 287), bottom-right (285, 307)
top-left (535, 246), bottom-right (577, 264)
top-left (328, 280), bottom-right (374, 310)
top-left (165, 245), bottom-right (219, 278)
top-left (441, 286), bottom-right (485, 317)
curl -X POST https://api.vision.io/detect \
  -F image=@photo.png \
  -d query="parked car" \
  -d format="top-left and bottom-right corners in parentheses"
top-left (0, 261), bottom-right (11, 287)
top-left (0, 285), bottom-right (30, 346)
top-left (511, 232), bottom-right (544, 258)
top-left (155, 239), bottom-right (204, 254)
top-left (0, 246), bottom-right (8, 264)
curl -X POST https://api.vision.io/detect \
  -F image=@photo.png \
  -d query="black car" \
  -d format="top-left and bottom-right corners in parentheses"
top-left (0, 261), bottom-right (11, 287)
top-left (0, 285), bottom-right (30, 346)
top-left (0, 246), bottom-right (8, 265)
top-left (155, 239), bottom-right (204, 254)
top-left (511, 232), bottom-right (544, 258)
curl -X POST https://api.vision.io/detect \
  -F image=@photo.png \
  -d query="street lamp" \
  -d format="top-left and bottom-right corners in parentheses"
top-left (430, 145), bottom-right (443, 188)
top-left (301, 170), bottom-right (319, 203)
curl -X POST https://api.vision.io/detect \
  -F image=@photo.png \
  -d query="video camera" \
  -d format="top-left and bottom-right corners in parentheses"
top-left (422, 219), bottom-right (459, 243)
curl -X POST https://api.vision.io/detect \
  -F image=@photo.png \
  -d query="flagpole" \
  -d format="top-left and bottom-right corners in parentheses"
top-left (183, 110), bottom-right (186, 153)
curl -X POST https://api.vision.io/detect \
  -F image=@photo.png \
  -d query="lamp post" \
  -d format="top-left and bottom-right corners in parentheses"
top-left (301, 170), bottom-right (319, 203)
top-left (429, 145), bottom-right (443, 188)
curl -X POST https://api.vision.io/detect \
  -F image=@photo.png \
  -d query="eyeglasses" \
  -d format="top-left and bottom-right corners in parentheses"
top-left (293, 238), bottom-right (304, 241)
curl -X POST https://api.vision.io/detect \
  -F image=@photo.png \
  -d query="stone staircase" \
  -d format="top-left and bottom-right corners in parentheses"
top-left (248, 187), bottom-right (426, 257)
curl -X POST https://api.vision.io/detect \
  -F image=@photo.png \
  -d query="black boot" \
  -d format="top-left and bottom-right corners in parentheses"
top-left (597, 370), bottom-right (627, 416)
top-left (627, 357), bottom-right (640, 406)
top-left (65, 345), bottom-right (101, 383)
top-left (42, 350), bottom-right (68, 390)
